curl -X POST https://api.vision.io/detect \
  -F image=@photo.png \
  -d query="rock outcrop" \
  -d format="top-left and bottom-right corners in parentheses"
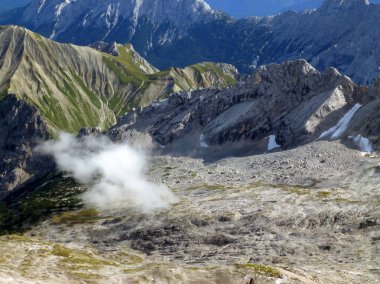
top-left (345, 77), bottom-right (380, 149)
top-left (0, 95), bottom-right (53, 198)
top-left (110, 60), bottom-right (368, 156)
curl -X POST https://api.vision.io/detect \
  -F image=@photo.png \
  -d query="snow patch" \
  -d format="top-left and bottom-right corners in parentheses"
top-left (276, 278), bottom-right (287, 284)
top-left (351, 135), bottom-right (374, 153)
top-left (55, 0), bottom-right (75, 17)
top-left (200, 134), bottom-right (209, 148)
top-left (50, 0), bottom-right (77, 39)
top-left (49, 30), bottom-right (56, 39)
top-left (319, 103), bottom-right (362, 140)
top-left (37, 0), bottom-right (47, 14)
top-left (268, 135), bottom-right (281, 151)
top-left (102, 3), bottom-right (120, 38)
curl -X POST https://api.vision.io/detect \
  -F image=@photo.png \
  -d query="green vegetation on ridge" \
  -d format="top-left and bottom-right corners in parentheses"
top-left (1, 26), bottom-right (238, 134)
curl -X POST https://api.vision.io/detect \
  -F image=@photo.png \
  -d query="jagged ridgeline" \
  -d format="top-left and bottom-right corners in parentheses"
top-left (3, 0), bottom-right (380, 84)
top-left (0, 26), bottom-right (238, 133)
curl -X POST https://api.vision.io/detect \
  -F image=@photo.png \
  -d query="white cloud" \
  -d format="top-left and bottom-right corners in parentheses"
top-left (36, 133), bottom-right (177, 212)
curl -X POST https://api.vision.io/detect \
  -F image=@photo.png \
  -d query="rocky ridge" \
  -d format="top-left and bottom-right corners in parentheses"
top-left (0, 25), bottom-right (238, 133)
top-left (110, 60), bottom-right (376, 157)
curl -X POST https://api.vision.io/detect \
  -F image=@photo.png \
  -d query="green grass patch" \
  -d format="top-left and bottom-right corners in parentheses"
top-left (191, 62), bottom-right (237, 86)
top-left (0, 89), bottom-right (8, 101)
top-left (185, 183), bottom-right (234, 191)
top-left (0, 175), bottom-right (84, 235)
top-left (316, 191), bottom-right (332, 198)
top-left (51, 209), bottom-right (100, 225)
top-left (235, 263), bottom-right (281, 278)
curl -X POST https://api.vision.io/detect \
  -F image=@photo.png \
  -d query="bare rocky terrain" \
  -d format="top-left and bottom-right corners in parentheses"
top-left (0, 140), bottom-right (378, 283)
top-left (0, 42), bottom-right (379, 283)
top-left (0, 59), bottom-right (379, 283)
top-left (0, 2), bottom-right (379, 283)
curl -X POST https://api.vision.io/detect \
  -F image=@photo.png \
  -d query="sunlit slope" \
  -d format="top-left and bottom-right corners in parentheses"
top-left (0, 26), bottom-right (238, 133)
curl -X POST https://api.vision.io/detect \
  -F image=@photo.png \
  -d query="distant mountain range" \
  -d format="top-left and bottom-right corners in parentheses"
top-left (207, 0), bottom-right (324, 17)
top-left (2, 0), bottom-right (380, 17)
top-left (1, 0), bottom-right (378, 83)
top-left (207, 0), bottom-right (380, 18)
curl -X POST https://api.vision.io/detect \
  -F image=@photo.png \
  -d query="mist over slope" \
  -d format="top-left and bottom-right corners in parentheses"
top-left (37, 133), bottom-right (177, 211)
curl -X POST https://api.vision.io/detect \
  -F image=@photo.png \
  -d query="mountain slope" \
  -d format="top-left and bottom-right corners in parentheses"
top-left (0, 25), bottom-right (238, 195)
top-left (0, 25), bottom-right (238, 133)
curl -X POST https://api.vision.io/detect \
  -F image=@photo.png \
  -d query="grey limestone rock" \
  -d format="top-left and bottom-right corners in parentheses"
top-left (111, 60), bottom-right (367, 155)
top-left (0, 95), bottom-right (53, 198)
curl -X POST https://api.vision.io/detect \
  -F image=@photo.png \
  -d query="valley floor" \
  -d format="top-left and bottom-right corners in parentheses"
top-left (0, 141), bottom-right (379, 283)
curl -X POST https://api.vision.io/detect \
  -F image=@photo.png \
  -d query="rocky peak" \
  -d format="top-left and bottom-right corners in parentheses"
top-left (250, 60), bottom-right (322, 99)
top-left (22, 0), bottom-right (214, 42)
top-left (110, 60), bottom-right (365, 154)
top-left (253, 60), bottom-right (320, 84)
top-left (89, 41), bottom-right (120, 56)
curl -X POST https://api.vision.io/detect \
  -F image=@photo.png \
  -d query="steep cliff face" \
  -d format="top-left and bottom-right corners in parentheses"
top-left (110, 60), bottom-right (368, 155)
top-left (346, 78), bottom-right (380, 149)
top-left (0, 96), bottom-right (52, 198)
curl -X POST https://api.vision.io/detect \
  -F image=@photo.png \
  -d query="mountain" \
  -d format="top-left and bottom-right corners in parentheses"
top-left (147, 0), bottom-right (380, 84)
top-left (0, 26), bottom-right (238, 133)
top-left (207, 0), bottom-right (380, 18)
top-left (1, 0), bottom-right (214, 49)
top-left (2, 0), bottom-right (380, 83)
top-left (0, 25), bottom-right (238, 196)
top-left (4, 56), bottom-right (378, 198)
top-left (206, 0), bottom-right (324, 18)
top-left (110, 59), bottom-right (378, 158)
top-left (2, 0), bottom-right (380, 18)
